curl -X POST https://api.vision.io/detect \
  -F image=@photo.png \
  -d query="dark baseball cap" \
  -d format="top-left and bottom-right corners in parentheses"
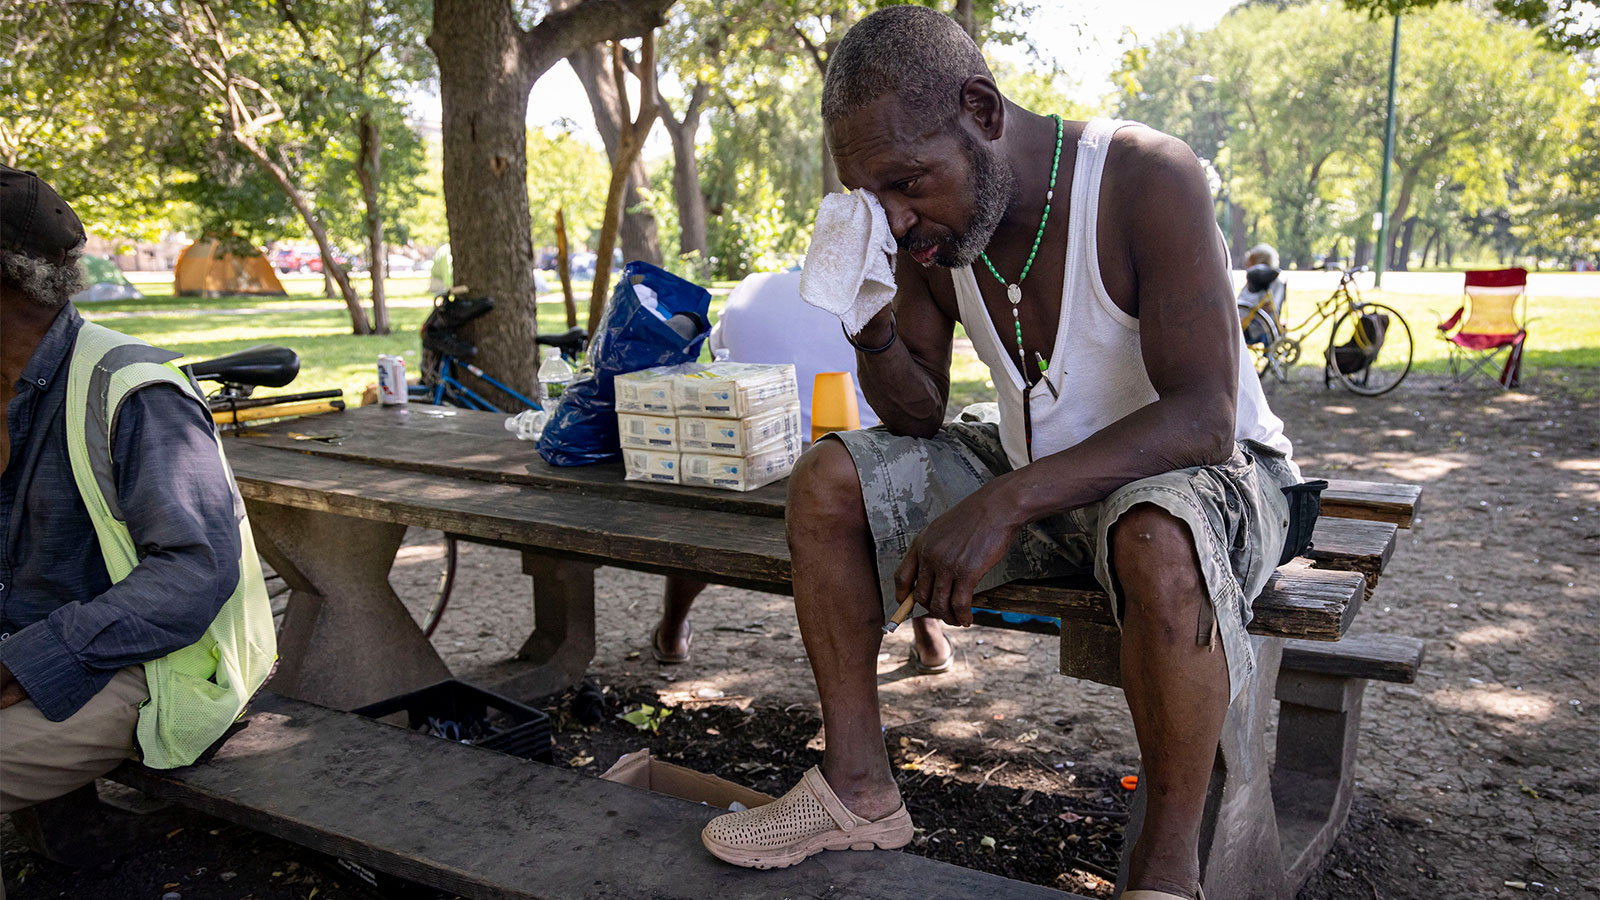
top-left (0, 164), bottom-right (86, 265)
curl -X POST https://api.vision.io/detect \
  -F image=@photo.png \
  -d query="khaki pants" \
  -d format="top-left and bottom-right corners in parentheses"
top-left (0, 666), bottom-right (147, 814)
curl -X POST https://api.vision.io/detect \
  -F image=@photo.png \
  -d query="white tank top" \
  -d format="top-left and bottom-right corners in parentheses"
top-left (953, 117), bottom-right (1296, 473)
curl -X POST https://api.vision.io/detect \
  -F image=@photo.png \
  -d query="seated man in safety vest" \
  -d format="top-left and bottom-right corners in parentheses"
top-left (0, 165), bottom-right (276, 814)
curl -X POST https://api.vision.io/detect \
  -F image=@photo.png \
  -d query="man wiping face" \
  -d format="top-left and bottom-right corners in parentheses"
top-left (821, 7), bottom-right (1017, 269)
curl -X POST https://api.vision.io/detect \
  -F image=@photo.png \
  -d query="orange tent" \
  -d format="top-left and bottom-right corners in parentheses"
top-left (174, 239), bottom-right (287, 297)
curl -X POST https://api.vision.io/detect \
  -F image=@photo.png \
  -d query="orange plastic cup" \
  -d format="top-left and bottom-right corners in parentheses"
top-left (811, 371), bottom-right (861, 443)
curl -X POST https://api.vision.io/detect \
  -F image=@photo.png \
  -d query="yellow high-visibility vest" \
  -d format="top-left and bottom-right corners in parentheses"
top-left (64, 321), bottom-right (276, 769)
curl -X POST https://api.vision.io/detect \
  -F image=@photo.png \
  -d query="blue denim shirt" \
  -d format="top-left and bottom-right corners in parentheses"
top-left (0, 305), bottom-right (240, 722)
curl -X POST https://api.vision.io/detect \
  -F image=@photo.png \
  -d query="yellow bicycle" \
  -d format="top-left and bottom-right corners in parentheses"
top-left (1238, 266), bottom-right (1413, 396)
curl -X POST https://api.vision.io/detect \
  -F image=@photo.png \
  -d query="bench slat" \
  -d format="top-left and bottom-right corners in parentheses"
top-left (1304, 517), bottom-right (1396, 600)
top-left (980, 567), bottom-right (1366, 642)
top-left (1321, 479), bottom-right (1422, 529)
top-left (110, 694), bottom-right (1075, 900)
top-left (228, 443), bottom-right (1365, 641)
top-left (1280, 634), bottom-right (1425, 684)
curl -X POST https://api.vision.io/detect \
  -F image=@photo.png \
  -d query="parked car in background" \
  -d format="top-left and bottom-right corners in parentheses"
top-left (271, 249), bottom-right (312, 273)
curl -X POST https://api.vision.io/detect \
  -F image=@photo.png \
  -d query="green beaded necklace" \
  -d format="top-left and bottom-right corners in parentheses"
top-left (978, 114), bottom-right (1063, 381)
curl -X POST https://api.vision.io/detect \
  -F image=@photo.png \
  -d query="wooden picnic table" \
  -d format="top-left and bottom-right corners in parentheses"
top-left (223, 402), bottom-right (1421, 898)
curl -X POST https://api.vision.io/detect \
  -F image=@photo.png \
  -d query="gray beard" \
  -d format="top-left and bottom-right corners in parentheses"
top-left (936, 130), bottom-right (1016, 268)
top-left (0, 247), bottom-right (83, 309)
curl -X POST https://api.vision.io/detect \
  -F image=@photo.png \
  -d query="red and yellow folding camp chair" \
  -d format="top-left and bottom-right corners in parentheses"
top-left (1438, 268), bottom-right (1529, 389)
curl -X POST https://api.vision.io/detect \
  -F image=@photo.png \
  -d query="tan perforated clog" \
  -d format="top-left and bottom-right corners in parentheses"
top-left (701, 766), bottom-right (914, 869)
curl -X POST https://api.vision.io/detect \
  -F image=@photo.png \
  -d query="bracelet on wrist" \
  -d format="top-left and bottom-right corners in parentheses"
top-left (844, 314), bottom-right (898, 354)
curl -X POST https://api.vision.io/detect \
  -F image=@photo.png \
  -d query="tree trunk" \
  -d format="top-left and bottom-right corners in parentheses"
top-left (1383, 168), bottom-right (1421, 273)
top-left (1419, 227), bottom-right (1438, 273)
top-left (555, 207), bottom-right (577, 328)
top-left (428, 0), bottom-right (671, 401)
top-left (952, 0), bottom-right (978, 40)
top-left (234, 129), bottom-right (371, 333)
top-left (587, 37), bottom-right (658, 336)
top-left (1396, 216), bottom-right (1419, 272)
top-left (822, 130), bottom-right (844, 195)
top-left (659, 82), bottom-right (709, 264)
top-left (430, 0), bottom-right (541, 406)
top-left (569, 42), bottom-right (662, 266)
top-left (356, 112), bottom-right (390, 335)
top-left (590, 169), bottom-right (631, 334)
top-left (1354, 234), bottom-right (1372, 268)
top-left (1228, 200), bottom-right (1247, 267)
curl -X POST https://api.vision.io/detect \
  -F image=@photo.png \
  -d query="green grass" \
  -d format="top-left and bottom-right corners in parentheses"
top-left (81, 281), bottom-right (1597, 413)
top-left (947, 288), bottom-right (1598, 408)
top-left (81, 284), bottom-right (713, 404)
top-left (1241, 289), bottom-right (1600, 376)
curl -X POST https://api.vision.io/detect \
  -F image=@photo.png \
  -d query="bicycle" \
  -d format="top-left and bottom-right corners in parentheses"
top-left (189, 344), bottom-right (348, 427)
top-left (1238, 266), bottom-right (1414, 396)
top-left (412, 287), bottom-right (589, 637)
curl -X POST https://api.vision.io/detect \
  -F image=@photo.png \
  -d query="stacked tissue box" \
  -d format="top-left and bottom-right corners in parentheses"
top-left (617, 363), bottom-right (802, 490)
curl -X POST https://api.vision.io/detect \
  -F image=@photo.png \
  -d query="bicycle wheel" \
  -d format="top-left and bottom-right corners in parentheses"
top-left (1238, 302), bottom-right (1281, 378)
top-left (1324, 302), bottom-right (1413, 396)
top-left (1264, 336), bottom-right (1301, 383)
top-left (421, 534), bottom-right (459, 638)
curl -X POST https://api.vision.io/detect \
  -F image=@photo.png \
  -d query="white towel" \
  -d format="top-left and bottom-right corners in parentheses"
top-left (799, 190), bottom-right (897, 337)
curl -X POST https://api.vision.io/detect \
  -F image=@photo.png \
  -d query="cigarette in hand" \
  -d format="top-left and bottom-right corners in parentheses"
top-left (883, 594), bottom-right (917, 633)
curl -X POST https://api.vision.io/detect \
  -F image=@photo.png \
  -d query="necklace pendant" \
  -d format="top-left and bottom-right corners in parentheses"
top-left (1006, 283), bottom-right (1022, 305)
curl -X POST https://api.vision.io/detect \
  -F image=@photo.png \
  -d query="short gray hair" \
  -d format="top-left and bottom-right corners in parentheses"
top-left (821, 6), bottom-right (992, 125)
top-left (0, 246), bottom-right (84, 309)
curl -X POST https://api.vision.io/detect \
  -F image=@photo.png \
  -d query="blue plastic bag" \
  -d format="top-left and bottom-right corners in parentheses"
top-left (537, 262), bottom-right (710, 466)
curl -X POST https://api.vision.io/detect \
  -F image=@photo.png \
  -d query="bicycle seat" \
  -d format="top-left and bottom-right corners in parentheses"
top-left (535, 326), bottom-right (588, 354)
top-left (1245, 264), bottom-right (1281, 292)
top-left (429, 292), bottom-right (495, 329)
top-left (186, 345), bottom-right (300, 388)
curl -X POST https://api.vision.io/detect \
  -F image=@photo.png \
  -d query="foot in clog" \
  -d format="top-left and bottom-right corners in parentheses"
top-left (702, 766), bottom-right (913, 869)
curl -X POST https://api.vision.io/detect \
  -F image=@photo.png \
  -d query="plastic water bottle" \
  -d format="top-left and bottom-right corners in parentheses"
top-left (536, 346), bottom-right (575, 408)
top-left (504, 409), bottom-right (548, 442)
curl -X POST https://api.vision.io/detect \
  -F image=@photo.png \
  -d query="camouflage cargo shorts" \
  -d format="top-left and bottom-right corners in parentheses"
top-left (826, 416), bottom-right (1300, 701)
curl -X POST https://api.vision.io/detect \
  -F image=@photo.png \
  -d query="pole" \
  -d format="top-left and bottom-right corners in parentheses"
top-left (1375, 15), bottom-right (1400, 288)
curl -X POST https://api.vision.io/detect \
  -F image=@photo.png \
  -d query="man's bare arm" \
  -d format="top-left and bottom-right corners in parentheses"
top-left (897, 130), bottom-right (1241, 625)
top-left (853, 249), bottom-right (955, 438)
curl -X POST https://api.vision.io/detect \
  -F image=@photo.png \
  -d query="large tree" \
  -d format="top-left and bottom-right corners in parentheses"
top-left (1343, 0), bottom-right (1599, 52)
top-left (277, 0), bottom-right (435, 334)
top-left (1119, 5), bottom-right (1389, 267)
top-left (161, 0), bottom-right (375, 328)
top-left (1374, 6), bottom-right (1579, 269)
top-left (568, 41), bottom-right (665, 266)
top-left (587, 35), bottom-right (660, 333)
top-left (4, 0), bottom-right (437, 333)
top-left (1119, 2), bottom-right (1588, 269)
top-left (428, 0), bottom-right (672, 405)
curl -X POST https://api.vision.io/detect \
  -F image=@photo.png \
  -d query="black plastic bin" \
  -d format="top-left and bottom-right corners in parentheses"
top-left (353, 679), bottom-right (553, 764)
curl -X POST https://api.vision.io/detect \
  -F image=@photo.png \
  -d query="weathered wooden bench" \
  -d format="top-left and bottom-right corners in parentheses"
top-left (108, 405), bottom-right (1419, 898)
top-left (93, 692), bottom-right (1078, 900)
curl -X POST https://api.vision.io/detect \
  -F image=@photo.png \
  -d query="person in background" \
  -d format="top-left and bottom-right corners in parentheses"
top-left (650, 271), bottom-right (954, 675)
top-left (0, 165), bottom-right (275, 817)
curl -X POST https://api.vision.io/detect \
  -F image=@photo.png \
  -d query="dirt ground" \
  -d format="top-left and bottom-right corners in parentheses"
top-left (4, 369), bottom-right (1596, 899)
